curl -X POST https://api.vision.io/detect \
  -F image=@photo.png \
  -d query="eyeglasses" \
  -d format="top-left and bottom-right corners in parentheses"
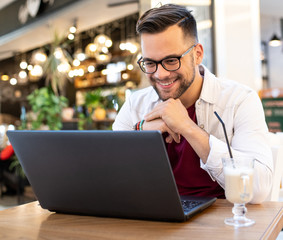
top-left (137, 44), bottom-right (196, 74)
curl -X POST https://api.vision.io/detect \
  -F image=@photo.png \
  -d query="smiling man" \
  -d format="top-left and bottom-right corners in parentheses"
top-left (112, 4), bottom-right (273, 203)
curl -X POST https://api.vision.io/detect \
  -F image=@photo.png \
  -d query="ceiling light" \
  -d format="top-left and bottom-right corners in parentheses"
top-left (31, 49), bottom-right (47, 64)
top-left (85, 43), bottom-right (97, 58)
top-left (101, 47), bottom-right (109, 54)
top-left (54, 47), bottom-right (63, 59)
top-left (105, 39), bottom-right (112, 48)
top-left (86, 43), bottom-right (97, 52)
top-left (69, 26), bottom-right (77, 34)
top-left (94, 34), bottom-right (112, 48)
top-left (34, 50), bottom-right (47, 62)
top-left (78, 68), bottom-right (84, 76)
top-left (29, 65), bottom-right (43, 82)
top-left (88, 65), bottom-right (95, 72)
top-left (19, 70), bottom-right (27, 79)
top-left (122, 73), bottom-right (129, 80)
top-left (18, 71), bottom-right (28, 84)
top-left (27, 65), bottom-right (33, 71)
top-left (77, 52), bottom-right (86, 62)
top-left (269, 34), bottom-right (282, 47)
top-left (57, 63), bottom-right (71, 73)
top-left (127, 64), bottom-right (134, 70)
top-left (30, 64), bottom-right (43, 77)
top-left (73, 59), bottom-right (81, 67)
top-left (68, 33), bottom-right (75, 40)
top-left (119, 42), bottom-right (126, 50)
top-left (20, 60), bottom-right (28, 69)
top-left (14, 90), bottom-right (22, 98)
top-left (96, 53), bottom-right (111, 63)
top-left (69, 18), bottom-right (77, 34)
top-left (96, 35), bottom-right (107, 44)
top-left (10, 78), bottom-right (17, 85)
top-left (68, 70), bottom-right (75, 78)
top-left (1, 74), bottom-right (9, 81)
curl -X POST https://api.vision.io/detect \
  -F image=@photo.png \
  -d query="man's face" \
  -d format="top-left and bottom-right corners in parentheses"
top-left (140, 25), bottom-right (197, 101)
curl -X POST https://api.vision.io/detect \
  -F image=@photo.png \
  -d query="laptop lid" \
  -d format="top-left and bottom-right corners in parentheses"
top-left (7, 130), bottom-right (215, 222)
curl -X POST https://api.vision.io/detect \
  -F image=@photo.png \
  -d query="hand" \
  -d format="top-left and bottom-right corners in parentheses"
top-left (143, 118), bottom-right (180, 143)
top-left (144, 98), bottom-right (192, 135)
top-left (145, 98), bottom-right (210, 162)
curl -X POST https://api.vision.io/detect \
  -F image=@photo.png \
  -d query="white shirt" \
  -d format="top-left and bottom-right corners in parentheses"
top-left (113, 65), bottom-right (273, 203)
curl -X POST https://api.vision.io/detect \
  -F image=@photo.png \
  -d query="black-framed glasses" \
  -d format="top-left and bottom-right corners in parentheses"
top-left (137, 44), bottom-right (196, 74)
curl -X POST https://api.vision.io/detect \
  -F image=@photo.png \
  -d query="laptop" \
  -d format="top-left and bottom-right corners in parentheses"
top-left (7, 130), bottom-right (216, 222)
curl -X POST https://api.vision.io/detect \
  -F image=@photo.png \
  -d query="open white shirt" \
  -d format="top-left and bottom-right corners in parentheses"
top-left (113, 65), bottom-right (273, 203)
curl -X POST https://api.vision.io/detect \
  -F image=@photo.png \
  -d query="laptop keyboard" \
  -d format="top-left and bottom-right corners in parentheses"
top-left (181, 200), bottom-right (203, 213)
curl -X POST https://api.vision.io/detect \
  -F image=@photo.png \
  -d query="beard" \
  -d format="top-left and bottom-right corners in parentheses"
top-left (150, 67), bottom-right (195, 101)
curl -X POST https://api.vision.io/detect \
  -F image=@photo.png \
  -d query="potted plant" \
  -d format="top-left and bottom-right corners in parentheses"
top-left (105, 94), bottom-right (121, 120)
top-left (43, 31), bottom-right (73, 96)
top-left (85, 88), bottom-right (107, 121)
top-left (27, 87), bottom-right (68, 130)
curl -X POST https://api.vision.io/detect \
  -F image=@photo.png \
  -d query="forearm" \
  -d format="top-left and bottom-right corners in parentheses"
top-left (181, 120), bottom-right (210, 162)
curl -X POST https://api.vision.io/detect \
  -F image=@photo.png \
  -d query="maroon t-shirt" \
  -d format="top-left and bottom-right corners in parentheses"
top-left (164, 104), bottom-right (225, 199)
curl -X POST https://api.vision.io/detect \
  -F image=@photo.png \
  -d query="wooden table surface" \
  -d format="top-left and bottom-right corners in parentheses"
top-left (0, 199), bottom-right (282, 240)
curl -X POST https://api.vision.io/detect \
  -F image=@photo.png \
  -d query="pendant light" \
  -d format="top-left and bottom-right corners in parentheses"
top-left (269, 34), bottom-right (281, 47)
top-left (269, 18), bottom-right (282, 47)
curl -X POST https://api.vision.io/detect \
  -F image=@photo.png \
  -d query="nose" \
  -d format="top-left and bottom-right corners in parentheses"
top-left (152, 63), bottom-right (171, 79)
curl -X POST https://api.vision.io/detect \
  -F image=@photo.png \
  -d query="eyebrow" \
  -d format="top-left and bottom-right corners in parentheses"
top-left (142, 53), bottom-right (181, 62)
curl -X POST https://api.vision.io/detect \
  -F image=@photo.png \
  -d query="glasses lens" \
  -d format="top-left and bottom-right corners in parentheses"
top-left (162, 58), bottom-right (180, 71)
top-left (139, 60), bottom-right (156, 73)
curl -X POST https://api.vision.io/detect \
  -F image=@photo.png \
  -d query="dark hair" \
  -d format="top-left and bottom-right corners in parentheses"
top-left (136, 4), bottom-right (198, 42)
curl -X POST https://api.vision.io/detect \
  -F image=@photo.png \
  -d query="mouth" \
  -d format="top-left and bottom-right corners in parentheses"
top-left (157, 79), bottom-right (177, 87)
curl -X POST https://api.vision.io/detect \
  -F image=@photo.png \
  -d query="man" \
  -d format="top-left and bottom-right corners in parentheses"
top-left (113, 4), bottom-right (273, 203)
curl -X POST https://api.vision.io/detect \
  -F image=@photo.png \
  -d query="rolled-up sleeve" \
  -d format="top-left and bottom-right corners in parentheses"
top-left (112, 97), bottom-right (133, 130)
top-left (201, 91), bottom-right (273, 203)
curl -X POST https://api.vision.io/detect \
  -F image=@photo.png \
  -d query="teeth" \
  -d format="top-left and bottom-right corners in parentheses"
top-left (159, 80), bottom-right (174, 86)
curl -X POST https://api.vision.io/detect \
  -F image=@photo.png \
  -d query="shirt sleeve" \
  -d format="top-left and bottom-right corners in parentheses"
top-left (201, 91), bottom-right (273, 203)
top-left (112, 97), bottom-right (134, 130)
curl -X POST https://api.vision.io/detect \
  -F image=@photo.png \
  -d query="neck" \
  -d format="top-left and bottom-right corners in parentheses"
top-left (179, 66), bottom-right (203, 108)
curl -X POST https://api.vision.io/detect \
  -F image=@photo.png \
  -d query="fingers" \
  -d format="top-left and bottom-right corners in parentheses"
top-left (166, 127), bottom-right (180, 143)
top-left (143, 118), bottom-right (180, 143)
top-left (165, 134), bottom-right (181, 144)
top-left (144, 110), bottom-right (160, 122)
top-left (165, 135), bottom-right (173, 143)
top-left (144, 101), bottom-right (166, 121)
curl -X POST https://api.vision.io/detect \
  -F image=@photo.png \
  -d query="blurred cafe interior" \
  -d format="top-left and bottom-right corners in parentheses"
top-left (0, 0), bottom-right (283, 207)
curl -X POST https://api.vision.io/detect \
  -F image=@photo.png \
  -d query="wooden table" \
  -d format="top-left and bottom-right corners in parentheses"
top-left (0, 200), bottom-right (282, 240)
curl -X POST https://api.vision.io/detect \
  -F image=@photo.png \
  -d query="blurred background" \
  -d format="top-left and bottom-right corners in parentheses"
top-left (0, 0), bottom-right (282, 210)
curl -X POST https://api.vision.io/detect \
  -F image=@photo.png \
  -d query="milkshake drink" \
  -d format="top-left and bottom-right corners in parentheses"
top-left (224, 167), bottom-right (254, 204)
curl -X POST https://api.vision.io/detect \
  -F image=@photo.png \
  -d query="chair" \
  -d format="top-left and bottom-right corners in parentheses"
top-left (265, 133), bottom-right (283, 201)
top-left (275, 132), bottom-right (283, 201)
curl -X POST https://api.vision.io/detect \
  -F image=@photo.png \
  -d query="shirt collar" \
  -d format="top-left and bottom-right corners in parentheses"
top-left (198, 65), bottom-right (221, 104)
top-left (149, 86), bottom-right (161, 103)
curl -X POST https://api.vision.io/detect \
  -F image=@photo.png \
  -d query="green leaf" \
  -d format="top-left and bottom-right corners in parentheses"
top-left (27, 87), bottom-right (69, 130)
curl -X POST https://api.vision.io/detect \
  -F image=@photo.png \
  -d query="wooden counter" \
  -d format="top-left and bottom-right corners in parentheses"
top-left (0, 199), bottom-right (282, 239)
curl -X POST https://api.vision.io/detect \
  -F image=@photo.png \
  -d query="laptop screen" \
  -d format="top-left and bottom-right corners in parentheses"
top-left (7, 130), bottom-right (216, 222)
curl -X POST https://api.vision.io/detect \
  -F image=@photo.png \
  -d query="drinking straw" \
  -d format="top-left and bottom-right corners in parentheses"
top-left (214, 111), bottom-right (233, 159)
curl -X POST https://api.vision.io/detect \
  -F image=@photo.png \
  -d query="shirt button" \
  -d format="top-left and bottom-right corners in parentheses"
top-left (198, 101), bottom-right (201, 105)
top-left (200, 124), bottom-right (204, 129)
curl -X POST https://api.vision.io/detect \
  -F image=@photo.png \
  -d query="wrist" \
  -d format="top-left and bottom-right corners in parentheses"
top-left (133, 120), bottom-right (145, 130)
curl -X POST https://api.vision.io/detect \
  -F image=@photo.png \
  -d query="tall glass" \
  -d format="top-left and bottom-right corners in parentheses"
top-left (222, 157), bottom-right (255, 227)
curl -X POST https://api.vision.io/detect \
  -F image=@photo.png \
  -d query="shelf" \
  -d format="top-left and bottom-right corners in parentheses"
top-left (62, 118), bottom-right (115, 123)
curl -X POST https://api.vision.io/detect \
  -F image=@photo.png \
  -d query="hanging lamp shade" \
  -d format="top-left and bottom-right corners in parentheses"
top-left (1, 73), bottom-right (9, 81)
top-left (269, 34), bottom-right (282, 47)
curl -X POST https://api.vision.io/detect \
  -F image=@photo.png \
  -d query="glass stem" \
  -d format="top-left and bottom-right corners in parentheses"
top-left (232, 203), bottom-right (247, 220)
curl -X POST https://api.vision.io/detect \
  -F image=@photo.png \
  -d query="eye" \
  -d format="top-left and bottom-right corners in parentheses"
top-left (143, 61), bottom-right (156, 68)
top-left (163, 58), bottom-right (179, 65)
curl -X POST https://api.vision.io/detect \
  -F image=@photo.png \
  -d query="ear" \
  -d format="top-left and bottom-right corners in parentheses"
top-left (194, 43), bottom-right (204, 65)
